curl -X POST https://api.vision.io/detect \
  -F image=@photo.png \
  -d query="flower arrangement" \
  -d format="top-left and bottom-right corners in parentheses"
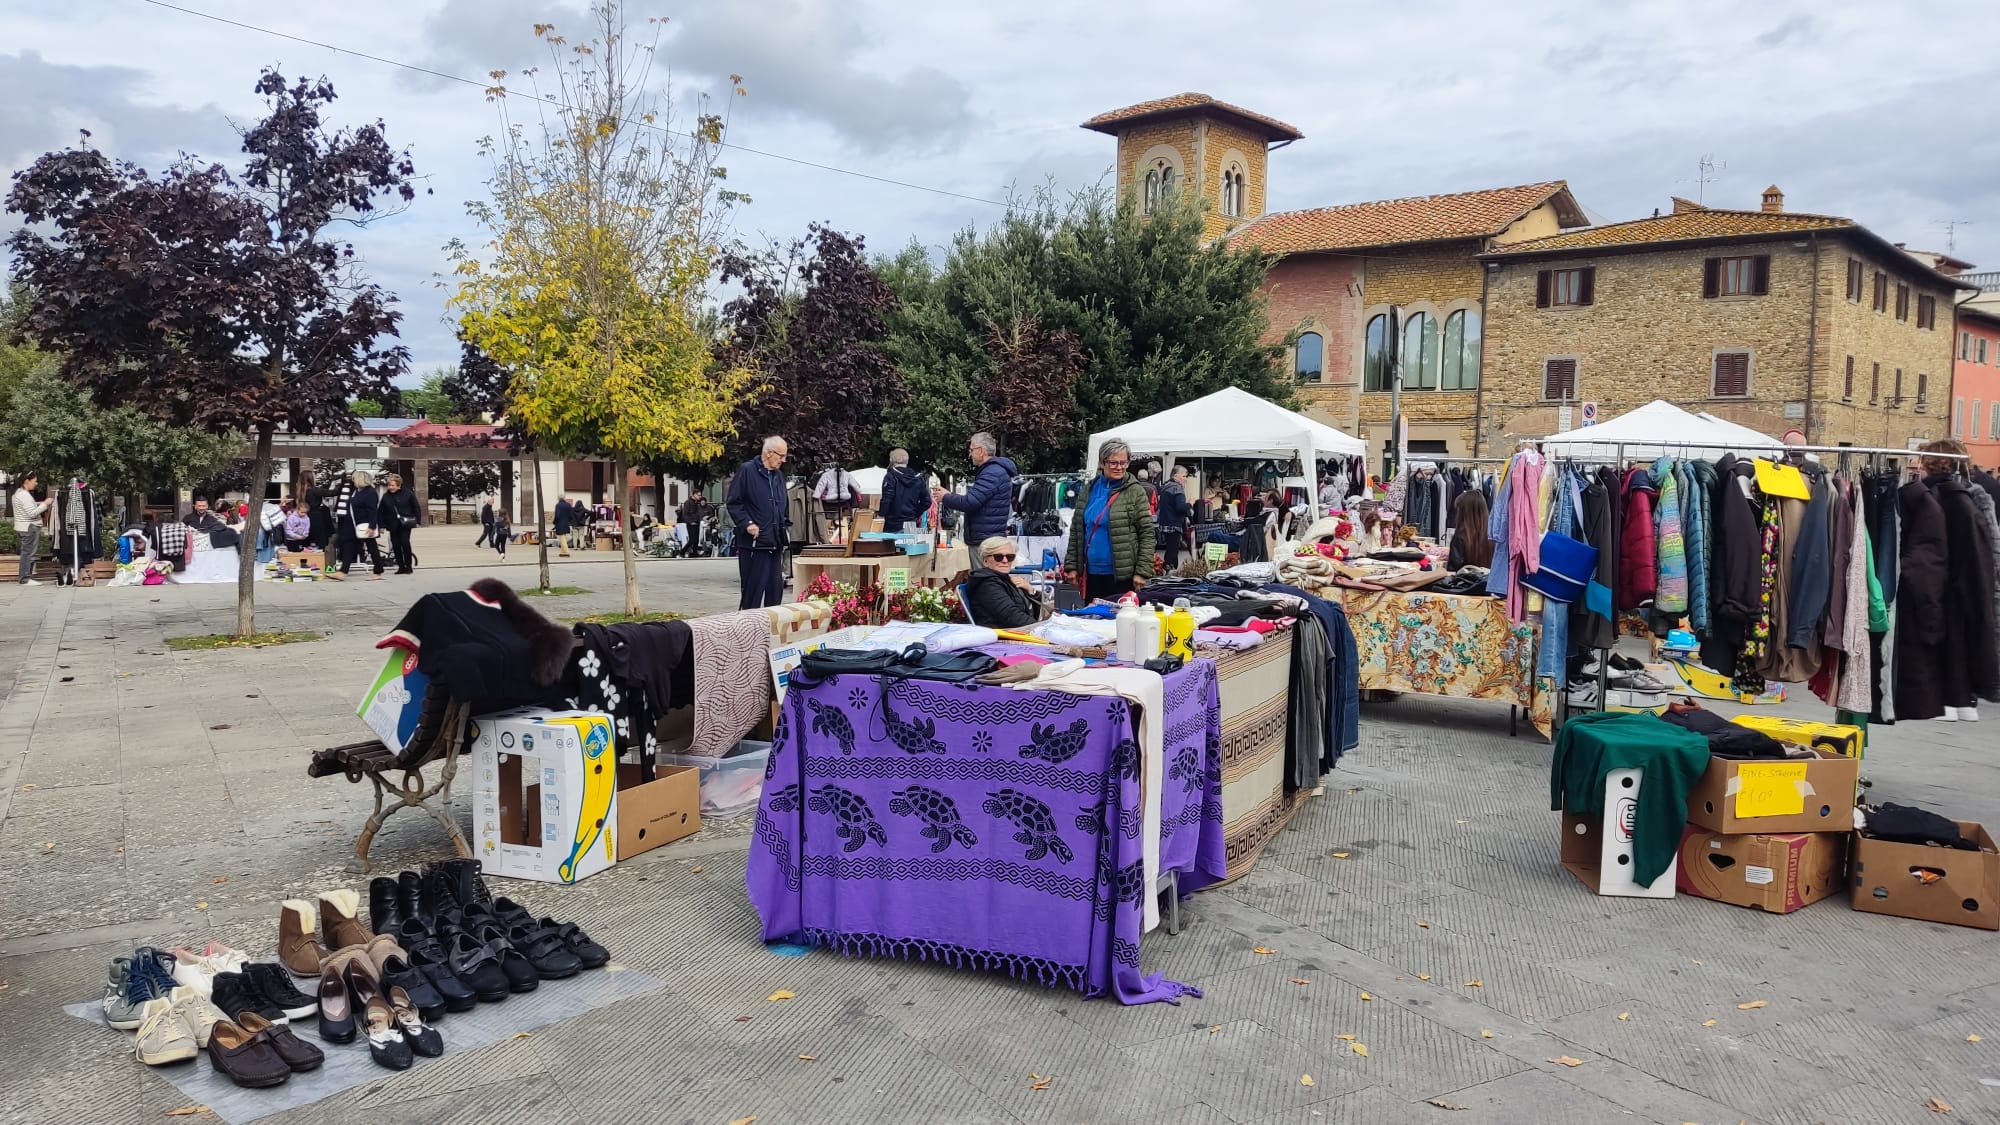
top-left (801, 572), bottom-right (880, 627)
top-left (887, 584), bottom-right (953, 623)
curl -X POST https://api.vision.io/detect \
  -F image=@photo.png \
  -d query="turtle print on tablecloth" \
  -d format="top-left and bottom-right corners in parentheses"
top-left (983, 788), bottom-right (1074, 864)
top-left (888, 785), bottom-right (979, 853)
top-left (806, 697), bottom-right (859, 755)
top-left (1167, 744), bottom-right (1202, 795)
top-left (882, 703), bottom-right (947, 755)
top-left (1074, 800), bottom-right (1105, 836)
top-left (806, 785), bottom-right (889, 852)
top-left (767, 783), bottom-right (803, 812)
top-left (1019, 718), bottom-right (1091, 765)
top-left (1110, 737), bottom-right (1139, 781)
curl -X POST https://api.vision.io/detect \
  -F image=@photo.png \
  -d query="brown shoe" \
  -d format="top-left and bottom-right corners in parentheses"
top-left (317, 889), bottom-right (373, 951)
top-left (206, 1019), bottom-right (293, 1088)
top-left (278, 899), bottom-right (327, 979)
top-left (236, 1012), bottom-right (325, 1072)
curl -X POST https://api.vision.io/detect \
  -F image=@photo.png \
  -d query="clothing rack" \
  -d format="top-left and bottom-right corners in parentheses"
top-left (1528, 438), bottom-right (1969, 725)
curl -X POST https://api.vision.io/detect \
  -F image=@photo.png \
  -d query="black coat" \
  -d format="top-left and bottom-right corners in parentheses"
top-left (349, 485), bottom-right (381, 531)
top-left (1931, 474), bottom-right (2000, 708)
top-left (384, 487), bottom-right (422, 529)
top-left (1701, 455), bottom-right (1762, 676)
top-left (480, 502), bottom-right (494, 527)
top-left (878, 465), bottom-right (929, 530)
top-left (964, 566), bottom-right (1038, 628)
top-left (1156, 479), bottom-right (1191, 531)
top-left (725, 459), bottom-right (790, 551)
top-left (1894, 480), bottom-right (1951, 719)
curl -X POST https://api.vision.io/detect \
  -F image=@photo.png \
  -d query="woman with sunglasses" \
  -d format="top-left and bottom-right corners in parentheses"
top-left (965, 536), bottom-right (1040, 628)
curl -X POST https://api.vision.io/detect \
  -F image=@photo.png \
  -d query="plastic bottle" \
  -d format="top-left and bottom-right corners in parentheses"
top-left (1134, 604), bottom-right (1163, 663)
top-left (1115, 599), bottom-right (1143, 663)
top-left (1164, 599), bottom-right (1196, 660)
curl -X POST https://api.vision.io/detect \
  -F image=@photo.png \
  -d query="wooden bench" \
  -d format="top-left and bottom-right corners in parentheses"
top-left (308, 685), bottom-right (473, 873)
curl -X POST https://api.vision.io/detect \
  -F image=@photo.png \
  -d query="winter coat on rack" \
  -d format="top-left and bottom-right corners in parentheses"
top-left (1686, 459), bottom-right (1715, 635)
top-left (1785, 467), bottom-right (1834, 651)
top-left (1652, 458), bottom-right (1688, 614)
top-left (1618, 467), bottom-right (1658, 610)
top-left (1970, 484), bottom-right (2000, 689)
top-left (1702, 455), bottom-right (1761, 677)
top-left (1571, 468), bottom-right (1616, 650)
top-left (1930, 473), bottom-right (2000, 707)
top-left (1894, 479), bottom-right (1952, 719)
top-left (1762, 493), bottom-right (1823, 684)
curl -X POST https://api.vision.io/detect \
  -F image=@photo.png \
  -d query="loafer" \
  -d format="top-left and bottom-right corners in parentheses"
top-left (246, 962), bottom-right (319, 1021)
top-left (316, 964), bottom-right (355, 1044)
top-left (505, 922), bottom-right (581, 980)
top-left (443, 931), bottom-right (511, 1003)
top-left (387, 985), bottom-right (444, 1058)
top-left (237, 1012), bottom-right (325, 1072)
top-left (134, 998), bottom-right (199, 1066)
top-left (207, 1019), bottom-right (293, 1088)
top-left (541, 917), bottom-right (609, 970)
top-left (363, 998), bottom-right (414, 1071)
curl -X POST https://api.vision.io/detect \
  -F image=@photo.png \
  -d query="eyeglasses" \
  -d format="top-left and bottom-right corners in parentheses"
top-left (989, 553), bottom-right (1016, 562)
top-left (1103, 459), bottom-right (1129, 468)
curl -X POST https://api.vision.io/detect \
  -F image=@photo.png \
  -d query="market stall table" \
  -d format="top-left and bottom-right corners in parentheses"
top-left (747, 658), bottom-right (1227, 1004)
top-left (789, 544), bottom-right (971, 592)
top-left (1334, 586), bottom-right (1551, 738)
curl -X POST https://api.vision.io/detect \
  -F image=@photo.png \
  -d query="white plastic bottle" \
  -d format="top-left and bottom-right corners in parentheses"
top-left (1135, 604), bottom-right (1163, 662)
top-left (1115, 601), bottom-right (1143, 663)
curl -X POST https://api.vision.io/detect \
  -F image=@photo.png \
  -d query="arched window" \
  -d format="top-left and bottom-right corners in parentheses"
top-left (1402, 311), bottom-right (1439, 389)
top-left (1222, 167), bottom-right (1246, 217)
top-left (1295, 331), bottom-right (1324, 382)
top-left (1441, 309), bottom-right (1482, 390)
top-left (1160, 164), bottom-right (1178, 202)
top-left (1363, 314), bottom-right (1390, 391)
top-left (1143, 169), bottom-right (1160, 215)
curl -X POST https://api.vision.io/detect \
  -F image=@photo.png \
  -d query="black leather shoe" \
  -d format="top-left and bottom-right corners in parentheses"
top-left (396, 871), bottom-right (426, 930)
top-left (542, 917), bottom-right (610, 970)
top-left (316, 964), bottom-right (355, 1043)
top-left (246, 962), bottom-right (319, 1021)
top-left (377, 952), bottom-right (446, 1023)
top-left (474, 924), bottom-right (539, 993)
top-left (441, 859), bottom-right (493, 908)
top-left (368, 876), bottom-right (403, 938)
top-left (397, 920), bottom-right (475, 1012)
top-left (505, 921), bottom-right (581, 980)
top-left (211, 971), bottom-right (290, 1026)
top-left (444, 931), bottom-right (511, 1003)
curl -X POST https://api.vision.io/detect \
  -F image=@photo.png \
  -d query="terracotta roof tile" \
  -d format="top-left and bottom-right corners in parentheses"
top-left (1484, 208), bottom-right (1853, 254)
top-left (1081, 93), bottom-right (1302, 140)
top-left (1226, 182), bottom-right (1580, 254)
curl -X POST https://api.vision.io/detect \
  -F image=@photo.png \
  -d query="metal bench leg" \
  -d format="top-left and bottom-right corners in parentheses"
top-left (349, 704), bottom-right (474, 873)
top-left (1156, 868), bottom-right (1182, 935)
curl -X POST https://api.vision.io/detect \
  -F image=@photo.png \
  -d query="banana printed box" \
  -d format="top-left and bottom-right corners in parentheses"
top-left (471, 709), bottom-right (618, 885)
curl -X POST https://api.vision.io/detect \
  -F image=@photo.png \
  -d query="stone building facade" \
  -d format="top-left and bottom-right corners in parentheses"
top-left (1480, 192), bottom-right (1967, 453)
top-left (1081, 93), bottom-right (1301, 243)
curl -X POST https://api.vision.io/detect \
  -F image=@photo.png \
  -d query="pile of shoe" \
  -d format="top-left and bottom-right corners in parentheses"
top-left (1568, 653), bottom-right (1677, 709)
top-left (103, 946), bottom-right (325, 1087)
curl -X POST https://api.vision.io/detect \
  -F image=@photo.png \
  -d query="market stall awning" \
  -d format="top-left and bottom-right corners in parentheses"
top-left (1541, 399), bottom-right (1784, 459)
top-left (1087, 387), bottom-right (1365, 467)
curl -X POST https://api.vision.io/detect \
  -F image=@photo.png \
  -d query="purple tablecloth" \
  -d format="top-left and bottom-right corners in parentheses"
top-left (746, 659), bottom-right (1227, 1004)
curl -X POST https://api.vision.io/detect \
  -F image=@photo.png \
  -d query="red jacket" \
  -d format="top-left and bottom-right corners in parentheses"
top-left (1618, 467), bottom-right (1658, 610)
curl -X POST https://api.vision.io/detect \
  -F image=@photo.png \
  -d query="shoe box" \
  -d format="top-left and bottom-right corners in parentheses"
top-left (355, 649), bottom-right (431, 756)
top-left (471, 710), bottom-right (618, 884)
top-left (1676, 828), bottom-right (1847, 914)
top-left (1685, 748), bottom-right (1860, 836)
top-left (286, 548), bottom-right (327, 573)
top-left (1559, 768), bottom-right (1678, 898)
top-left (1851, 820), bottom-right (2000, 931)
top-left (1727, 715), bottom-right (1864, 760)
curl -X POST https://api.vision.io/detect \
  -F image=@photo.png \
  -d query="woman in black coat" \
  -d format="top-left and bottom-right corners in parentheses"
top-left (336, 470), bottom-right (386, 579)
top-left (301, 470), bottom-right (336, 550)
top-left (964, 536), bottom-right (1038, 628)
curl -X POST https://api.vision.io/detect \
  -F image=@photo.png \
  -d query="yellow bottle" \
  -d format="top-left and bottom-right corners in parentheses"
top-left (1164, 599), bottom-right (1196, 660)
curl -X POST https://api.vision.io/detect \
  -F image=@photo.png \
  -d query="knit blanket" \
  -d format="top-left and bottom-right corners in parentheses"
top-left (747, 662), bottom-right (1227, 1004)
top-left (685, 610), bottom-right (776, 758)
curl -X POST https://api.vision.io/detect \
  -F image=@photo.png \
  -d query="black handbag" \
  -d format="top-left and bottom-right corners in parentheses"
top-left (797, 644), bottom-right (997, 686)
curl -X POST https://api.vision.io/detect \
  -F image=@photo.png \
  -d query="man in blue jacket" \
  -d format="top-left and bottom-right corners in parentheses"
top-left (727, 435), bottom-right (792, 609)
top-left (932, 431), bottom-right (1017, 544)
top-left (877, 448), bottom-right (929, 533)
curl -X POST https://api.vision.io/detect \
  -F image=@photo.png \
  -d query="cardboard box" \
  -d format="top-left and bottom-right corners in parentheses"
top-left (593, 536), bottom-right (616, 552)
top-left (1851, 822), bottom-right (2000, 930)
top-left (1686, 749), bottom-right (1860, 835)
top-left (285, 548), bottom-right (326, 572)
top-left (471, 710), bottom-right (618, 884)
top-left (1676, 829), bottom-right (1847, 913)
top-left (615, 763), bottom-right (700, 857)
top-left (356, 650), bottom-right (431, 755)
top-left (1729, 715), bottom-right (1864, 759)
top-left (1560, 767), bottom-right (1677, 898)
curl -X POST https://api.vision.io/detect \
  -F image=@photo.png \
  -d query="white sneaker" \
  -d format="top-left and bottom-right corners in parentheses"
top-left (166, 985), bottom-right (226, 1048)
top-left (1963, 707), bottom-right (1981, 722)
top-left (169, 950), bottom-right (215, 996)
top-left (134, 998), bottom-right (198, 1066)
top-left (201, 942), bottom-right (251, 974)
top-left (1940, 708), bottom-right (1960, 722)
top-left (20, 579), bottom-right (42, 586)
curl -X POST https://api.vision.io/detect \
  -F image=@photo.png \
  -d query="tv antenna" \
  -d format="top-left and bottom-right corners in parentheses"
top-left (1696, 154), bottom-right (1726, 203)
top-left (1933, 219), bottom-right (1974, 253)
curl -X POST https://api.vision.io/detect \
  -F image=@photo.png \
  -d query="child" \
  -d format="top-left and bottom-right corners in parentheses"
top-left (492, 509), bottom-right (511, 558)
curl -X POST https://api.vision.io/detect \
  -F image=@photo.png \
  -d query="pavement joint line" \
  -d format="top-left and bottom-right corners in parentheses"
top-left (0, 591), bottom-right (72, 830)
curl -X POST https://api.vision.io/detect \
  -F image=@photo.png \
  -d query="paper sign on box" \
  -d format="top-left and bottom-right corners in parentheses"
top-left (1732, 761), bottom-right (1810, 818)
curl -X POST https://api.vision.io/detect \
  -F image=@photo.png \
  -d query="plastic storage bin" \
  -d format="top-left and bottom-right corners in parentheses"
top-left (661, 740), bottom-right (772, 819)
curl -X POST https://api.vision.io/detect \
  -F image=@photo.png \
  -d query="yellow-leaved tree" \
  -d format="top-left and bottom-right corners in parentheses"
top-left (452, 1), bottom-right (750, 613)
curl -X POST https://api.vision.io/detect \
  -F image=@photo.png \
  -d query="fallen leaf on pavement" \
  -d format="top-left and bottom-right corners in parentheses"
top-left (1300, 1074), bottom-right (1315, 1087)
top-left (1289, 978), bottom-right (1309, 986)
top-left (1968, 1034), bottom-right (1983, 1043)
top-left (1208, 1025), bottom-right (1222, 1033)
top-left (1617, 1012), bottom-right (1630, 1021)
top-left (164, 1109), bottom-right (210, 1118)
top-left (1464, 979), bottom-right (1484, 988)
top-left (1426, 1098), bottom-right (1467, 1111)
top-left (735, 1016), bottom-right (753, 1022)
top-left (1350, 1043), bottom-right (1368, 1057)
top-left (1480, 1030), bottom-right (1493, 1039)
top-left (728, 1117), bottom-right (756, 1125)
top-left (1336, 1034), bottom-right (1356, 1041)
top-left (1737, 1000), bottom-right (1767, 1010)
top-left (210, 877), bottom-right (228, 884)
top-left (1927, 1096), bottom-right (1953, 1113)
top-left (1703, 1019), bottom-right (1717, 1027)
top-left (1331, 851), bottom-right (1350, 859)
top-left (797, 1055), bottom-right (816, 1061)
top-left (1252, 946), bottom-right (1277, 955)
top-left (1029, 1074), bottom-right (1051, 1091)
top-left (512, 1032), bottom-right (532, 1039)
top-left (1549, 1056), bottom-right (1583, 1068)
top-left (1417, 921), bottom-right (1430, 929)
top-left (766, 990), bottom-right (796, 1002)
top-left (1360, 991), bottom-right (1373, 1002)
top-left (1418, 974), bottom-right (1431, 981)
top-left (691, 866), bottom-right (704, 874)
top-left (194, 901), bottom-right (207, 910)
top-left (17, 784), bottom-right (35, 793)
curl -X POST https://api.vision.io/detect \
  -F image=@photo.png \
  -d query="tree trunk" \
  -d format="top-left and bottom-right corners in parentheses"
top-left (237, 426), bottom-right (273, 636)
top-left (533, 448), bottom-right (552, 593)
top-left (616, 455), bottom-right (641, 616)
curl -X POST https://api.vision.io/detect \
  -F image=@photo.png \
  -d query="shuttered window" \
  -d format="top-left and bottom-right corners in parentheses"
top-left (1990, 401), bottom-right (1999, 440)
top-left (1703, 255), bottom-right (1769, 297)
top-left (1543, 358), bottom-right (1577, 401)
top-left (1846, 258), bottom-right (1863, 302)
top-left (1536, 267), bottom-right (1595, 307)
top-left (1872, 272), bottom-right (1887, 311)
top-left (1895, 283), bottom-right (1910, 321)
top-left (1893, 367), bottom-right (1904, 406)
top-left (1711, 351), bottom-right (1751, 397)
top-left (1843, 355), bottom-right (1854, 400)
top-left (1870, 362), bottom-right (1880, 404)
top-left (1916, 372), bottom-right (1928, 409)
top-left (1917, 295), bottom-right (1936, 330)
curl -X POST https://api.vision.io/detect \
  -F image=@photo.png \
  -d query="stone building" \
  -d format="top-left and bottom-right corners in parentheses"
top-left (1080, 93), bottom-right (1303, 243)
top-left (1476, 190), bottom-right (1970, 453)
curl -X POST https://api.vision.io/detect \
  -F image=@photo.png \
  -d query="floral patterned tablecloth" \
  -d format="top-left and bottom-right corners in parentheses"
top-left (1335, 588), bottom-right (1551, 738)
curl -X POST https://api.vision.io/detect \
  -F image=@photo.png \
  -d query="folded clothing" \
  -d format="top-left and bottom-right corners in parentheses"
top-left (1860, 802), bottom-right (1981, 851)
top-left (1194, 629), bottom-right (1262, 650)
top-left (1658, 704), bottom-right (1786, 759)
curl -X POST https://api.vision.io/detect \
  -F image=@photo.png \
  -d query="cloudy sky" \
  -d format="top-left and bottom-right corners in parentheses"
top-left (7, 0), bottom-right (1998, 379)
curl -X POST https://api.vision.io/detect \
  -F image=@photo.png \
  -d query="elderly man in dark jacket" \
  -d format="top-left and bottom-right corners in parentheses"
top-left (933, 431), bottom-right (1018, 543)
top-left (727, 435), bottom-right (792, 609)
top-left (878, 448), bottom-right (929, 533)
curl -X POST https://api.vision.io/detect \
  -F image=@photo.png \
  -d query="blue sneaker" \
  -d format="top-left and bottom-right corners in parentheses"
top-left (103, 956), bottom-right (162, 1030)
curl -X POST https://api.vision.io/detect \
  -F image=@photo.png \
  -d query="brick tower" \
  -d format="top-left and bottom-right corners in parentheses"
top-left (1081, 93), bottom-right (1302, 239)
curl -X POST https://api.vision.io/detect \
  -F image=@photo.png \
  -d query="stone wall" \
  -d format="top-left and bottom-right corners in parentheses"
top-left (1816, 238), bottom-right (1955, 449)
top-left (1262, 255), bottom-right (1362, 429)
top-left (1352, 244), bottom-right (1486, 456)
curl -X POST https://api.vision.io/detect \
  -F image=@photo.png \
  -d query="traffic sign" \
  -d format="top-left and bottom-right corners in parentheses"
top-left (1581, 401), bottom-right (1599, 427)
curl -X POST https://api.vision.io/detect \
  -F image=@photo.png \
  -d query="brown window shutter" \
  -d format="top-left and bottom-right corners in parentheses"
top-left (1713, 352), bottom-right (1749, 397)
top-left (1535, 270), bottom-right (1551, 308)
top-left (1751, 255), bottom-right (1770, 295)
top-left (1544, 358), bottom-right (1575, 400)
top-left (1844, 355), bottom-right (1854, 399)
top-left (1578, 267), bottom-right (1596, 306)
top-left (1702, 258), bottom-right (1720, 298)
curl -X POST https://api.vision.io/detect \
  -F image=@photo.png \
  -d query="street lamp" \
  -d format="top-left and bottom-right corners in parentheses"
top-left (1385, 305), bottom-right (1403, 482)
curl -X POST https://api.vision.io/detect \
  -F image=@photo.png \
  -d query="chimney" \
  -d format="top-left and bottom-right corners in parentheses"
top-left (1761, 185), bottom-right (1784, 213)
top-left (1670, 196), bottom-right (1704, 214)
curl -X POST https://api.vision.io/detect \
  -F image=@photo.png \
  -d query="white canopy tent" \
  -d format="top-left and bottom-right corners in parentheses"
top-left (1696, 412), bottom-right (1788, 450)
top-left (1085, 387), bottom-right (1365, 517)
top-left (1541, 399), bottom-right (1785, 459)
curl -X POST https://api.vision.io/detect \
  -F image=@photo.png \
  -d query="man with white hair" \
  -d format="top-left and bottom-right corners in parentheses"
top-left (933, 431), bottom-right (1018, 543)
top-left (726, 435), bottom-right (792, 609)
top-left (878, 448), bottom-right (928, 533)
